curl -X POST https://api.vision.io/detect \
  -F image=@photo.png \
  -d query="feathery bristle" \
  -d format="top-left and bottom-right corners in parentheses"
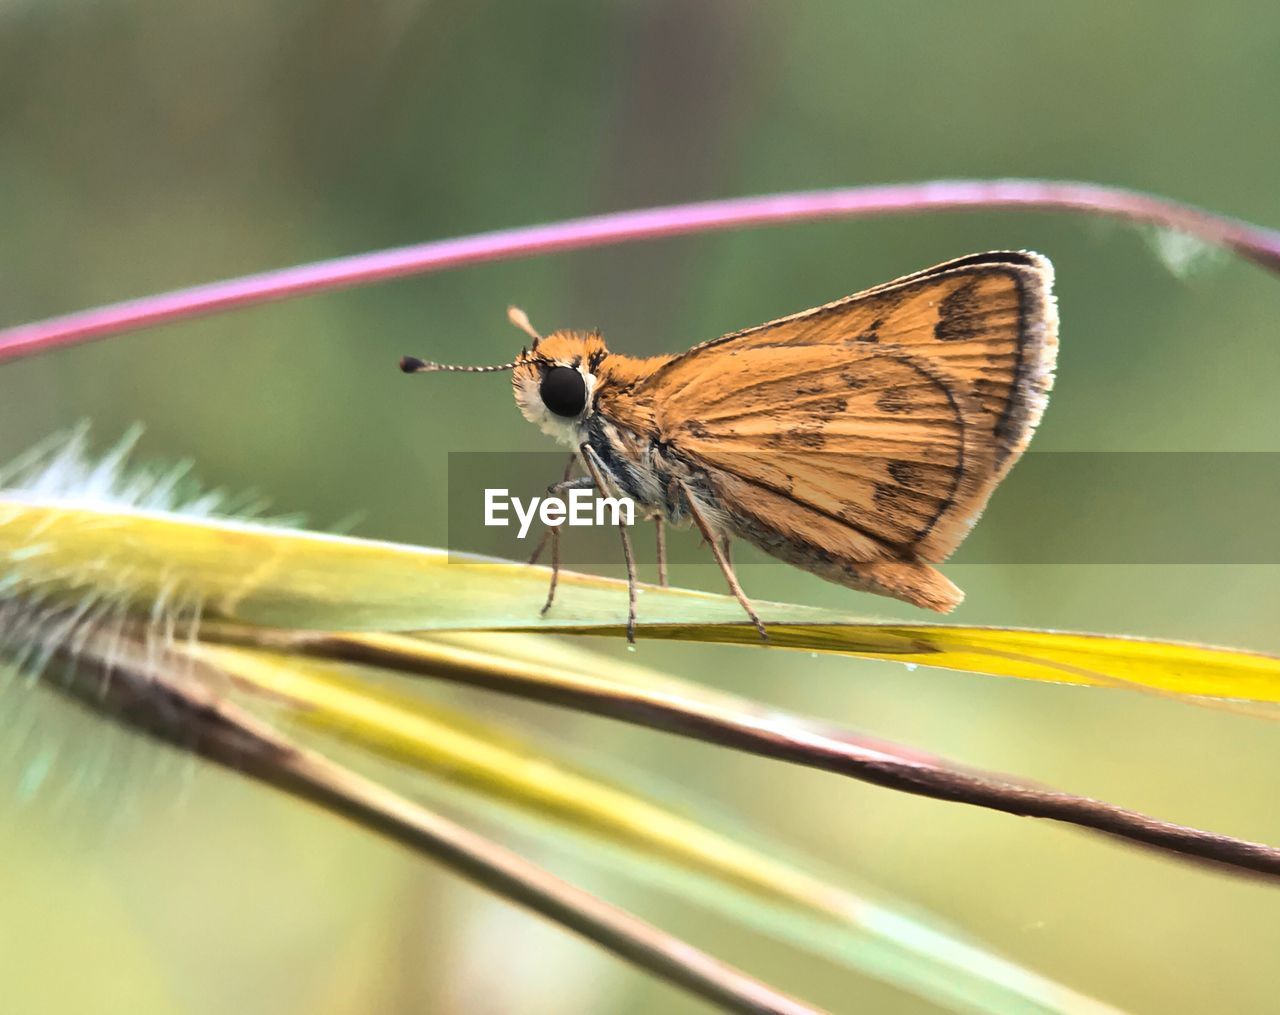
top-left (0, 426), bottom-right (288, 815)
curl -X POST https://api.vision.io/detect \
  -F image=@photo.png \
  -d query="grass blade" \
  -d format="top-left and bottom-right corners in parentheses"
top-left (27, 622), bottom-right (818, 1015)
top-left (192, 637), bottom-right (1121, 1014)
top-left (4, 495), bottom-right (1276, 703)
top-left (236, 628), bottom-right (1280, 879)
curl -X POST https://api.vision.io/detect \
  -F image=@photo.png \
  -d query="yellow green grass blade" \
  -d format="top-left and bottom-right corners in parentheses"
top-left (18, 625), bottom-right (814, 1015)
top-left (234, 628), bottom-right (1280, 877)
top-left (192, 639), bottom-right (1117, 1015)
top-left (4, 495), bottom-right (1277, 703)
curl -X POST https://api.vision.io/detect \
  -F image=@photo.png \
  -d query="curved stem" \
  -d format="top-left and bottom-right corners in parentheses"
top-left (287, 631), bottom-right (1280, 881)
top-left (3, 179), bottom-right (1278, 363)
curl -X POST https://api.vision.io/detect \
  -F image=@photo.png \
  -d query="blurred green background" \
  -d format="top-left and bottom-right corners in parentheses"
top-left (2, 3), bottom-right (1279, 1012)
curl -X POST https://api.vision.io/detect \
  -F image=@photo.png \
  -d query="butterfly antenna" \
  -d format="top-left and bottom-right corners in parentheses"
top-left (507, 306), bottom-right (542, 348)
top-left (399, 306), bottom-right (543, 373)
top-left (399, 356), bottom-right (519, 374)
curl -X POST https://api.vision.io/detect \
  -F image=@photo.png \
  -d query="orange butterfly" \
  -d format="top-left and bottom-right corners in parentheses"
top-left (402, 252), bottom-right (1057, 641)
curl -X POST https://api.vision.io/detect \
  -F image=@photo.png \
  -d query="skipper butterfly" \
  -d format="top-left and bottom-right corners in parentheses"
top-left (402, 252), bottom-right (1058, 642)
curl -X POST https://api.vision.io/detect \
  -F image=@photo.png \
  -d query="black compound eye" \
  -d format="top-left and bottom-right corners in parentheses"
top-left (539, 366), bottom-right (587, 418)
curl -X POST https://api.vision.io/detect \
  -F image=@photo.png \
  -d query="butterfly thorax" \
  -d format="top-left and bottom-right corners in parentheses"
top-left (588, 355), bottom-right (729, 531)
top-left (511, 329), bottom-right (707, 520)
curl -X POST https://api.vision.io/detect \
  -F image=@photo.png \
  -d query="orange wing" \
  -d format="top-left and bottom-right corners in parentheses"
top-left (633, 253), bottom-right (1057, 608)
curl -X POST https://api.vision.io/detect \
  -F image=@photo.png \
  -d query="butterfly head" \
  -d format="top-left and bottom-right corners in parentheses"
top-left (511, 330), bottom-right (607, 444)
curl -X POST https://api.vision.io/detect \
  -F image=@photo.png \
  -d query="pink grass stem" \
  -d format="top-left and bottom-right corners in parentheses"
top-left (3, 179), bottom-right (1279, 363)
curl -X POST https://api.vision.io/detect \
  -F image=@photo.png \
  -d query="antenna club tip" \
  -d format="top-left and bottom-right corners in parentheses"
top-left (399, 356), bottom-right (427, 373)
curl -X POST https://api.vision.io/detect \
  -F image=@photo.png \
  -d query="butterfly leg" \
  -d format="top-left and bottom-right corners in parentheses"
top-left (529, 453), bottom-right (583, 615)
top-left (678, 481), bottom-right (767, 642)
top-left (534, 476), bottom-right (596, 614)
top-left (654, 516), bottom-right (668, 586)
top-left (538, 523), bottom-right (562, 616)
top-left (526, 527), bottom-right (552, 567)
top-left (579, 443), bottom-right (639, 644)
top-left (528, 453), bottom-right (579, 566)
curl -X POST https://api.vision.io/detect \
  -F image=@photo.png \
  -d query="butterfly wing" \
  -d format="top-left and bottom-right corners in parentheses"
top-left (633, 253), bottom-right (1057, 609)
top-left (655, 251), bottom-right (1056, 481)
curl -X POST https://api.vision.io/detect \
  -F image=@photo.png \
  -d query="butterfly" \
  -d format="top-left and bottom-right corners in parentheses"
top-left (401, 251), bottom-right (1058, 642)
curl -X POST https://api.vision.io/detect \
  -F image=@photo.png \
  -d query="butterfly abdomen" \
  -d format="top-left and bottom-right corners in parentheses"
top-left (719, 496), bottom-right (964, 612)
